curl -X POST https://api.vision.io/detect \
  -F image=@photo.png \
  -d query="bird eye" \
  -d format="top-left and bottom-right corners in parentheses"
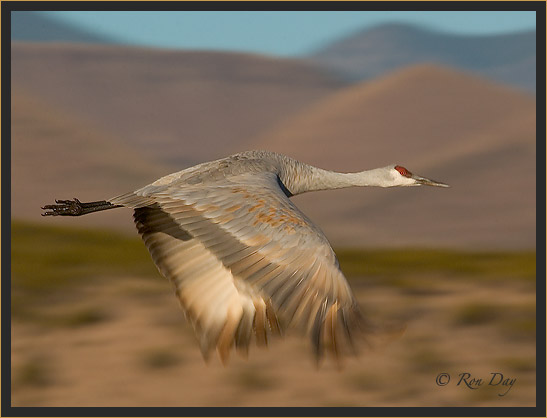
top-left (395, 165), bottom-right (412, 178)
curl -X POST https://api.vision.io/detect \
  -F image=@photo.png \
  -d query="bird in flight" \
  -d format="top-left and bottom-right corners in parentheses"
top-left (42, 150), bottom-right (448, 365)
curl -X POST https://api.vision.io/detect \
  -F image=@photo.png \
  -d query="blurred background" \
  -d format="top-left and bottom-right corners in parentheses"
top-left (11, 10), bottom-right (536, 407)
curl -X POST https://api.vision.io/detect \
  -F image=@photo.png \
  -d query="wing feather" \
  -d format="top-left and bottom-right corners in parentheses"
top-left (113, 171), bottom-right (365, 362)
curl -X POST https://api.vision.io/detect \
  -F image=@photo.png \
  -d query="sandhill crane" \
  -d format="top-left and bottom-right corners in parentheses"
top-left (42, 150), bottom-right (448, 365)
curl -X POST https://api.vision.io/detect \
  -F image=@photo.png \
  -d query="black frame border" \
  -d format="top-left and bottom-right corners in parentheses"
top-left (2, 1), bottom-right (545, 417)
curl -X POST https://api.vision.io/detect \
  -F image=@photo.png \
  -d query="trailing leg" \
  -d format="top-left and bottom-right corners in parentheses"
top-left (41, 198), bottom-right (122, 217)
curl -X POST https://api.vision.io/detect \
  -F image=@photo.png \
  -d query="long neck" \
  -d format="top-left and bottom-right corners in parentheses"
top-left (280, 161), bottom-right (389, 195)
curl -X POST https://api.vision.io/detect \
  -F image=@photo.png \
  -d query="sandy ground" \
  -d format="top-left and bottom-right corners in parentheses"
top-left (11, 269), bottom-right (536, 408)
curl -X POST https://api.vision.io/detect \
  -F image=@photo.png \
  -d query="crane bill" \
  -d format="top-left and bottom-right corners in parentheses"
top-left (412, 175), bottom-right (450, 188)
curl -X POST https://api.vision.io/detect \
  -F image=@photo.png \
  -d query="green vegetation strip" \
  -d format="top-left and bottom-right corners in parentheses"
top-left (12, 220), bottom-right (159, 291)
top-left (12, 221), bottom-right (536, 294)
top-left (336, 248), bottom-right (536, 282)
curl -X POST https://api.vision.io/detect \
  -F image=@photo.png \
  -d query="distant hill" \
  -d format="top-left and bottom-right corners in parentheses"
top-left (11, 42), bottom-right (535, 249)
top-left (12, 43), bottom-right (346, 169)
top-left (11, 11), bottom-right (114, 44)
top-left (252, 65), bottom-right (536, 249)
top-left (11, 91), bottom-right (167, 232)
top-left (310, 23), bottom-right (536, 93)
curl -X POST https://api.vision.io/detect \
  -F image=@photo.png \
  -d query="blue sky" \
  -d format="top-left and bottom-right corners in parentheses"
top-left (40, 11), bottom-right (536, 56)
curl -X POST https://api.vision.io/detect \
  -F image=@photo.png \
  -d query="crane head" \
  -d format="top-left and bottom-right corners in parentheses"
top-left (393, 165), bottom-right (450, 188)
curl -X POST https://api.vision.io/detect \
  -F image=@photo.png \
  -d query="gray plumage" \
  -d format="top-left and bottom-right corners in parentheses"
top-left (43, 150), bottom-right (448, 365)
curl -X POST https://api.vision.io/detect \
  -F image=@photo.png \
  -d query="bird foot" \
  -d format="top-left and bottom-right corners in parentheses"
top-left (42, 198), bottom-right (86, 216)
top-left (41, 198), bottom-right (120, 216)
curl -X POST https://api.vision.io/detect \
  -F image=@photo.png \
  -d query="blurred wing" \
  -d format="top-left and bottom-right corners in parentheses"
top-left (111, 172), bottom-right (365, 363)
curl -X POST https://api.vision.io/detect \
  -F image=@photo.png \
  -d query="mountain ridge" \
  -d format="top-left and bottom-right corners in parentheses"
top-left (11, 44), bottom-right (535, 249)
top-left (310, 23), bottom-right (536, 93)
top-left (12, 42), bottom-right (346, 168)
top-left (251, 63), bottom-right (535, 249)
top-left (11, 11), bottom-right (115, 44)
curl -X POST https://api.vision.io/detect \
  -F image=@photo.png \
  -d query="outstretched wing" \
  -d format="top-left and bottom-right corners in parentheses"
top-left (110, 171), bottom-right (366, 363)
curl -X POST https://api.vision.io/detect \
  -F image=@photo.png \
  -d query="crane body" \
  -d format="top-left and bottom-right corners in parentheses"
top-left (42, 150), bottom-right (448, 364)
